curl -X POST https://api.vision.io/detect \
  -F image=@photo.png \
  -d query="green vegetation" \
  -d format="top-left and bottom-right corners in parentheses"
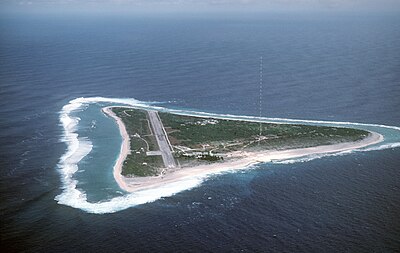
top-left (159, 112), bottom-right (370, 156)
top-left (112, 108), bottom-right (163, 177)
top-left (111, 107), bottom-right (370, 175)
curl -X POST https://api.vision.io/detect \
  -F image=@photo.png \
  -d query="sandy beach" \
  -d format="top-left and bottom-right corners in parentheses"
top-left (103, 107), bottom-right (384, 193)
top-left (102, 107), bottom-right (132, 191)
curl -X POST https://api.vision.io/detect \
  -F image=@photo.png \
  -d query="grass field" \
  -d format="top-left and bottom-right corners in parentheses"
top-left (159, 112), bottom-right (369, 155)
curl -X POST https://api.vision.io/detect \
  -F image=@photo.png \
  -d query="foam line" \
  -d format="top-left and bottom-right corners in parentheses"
top-left (55, 97), bottom-right (400, 214)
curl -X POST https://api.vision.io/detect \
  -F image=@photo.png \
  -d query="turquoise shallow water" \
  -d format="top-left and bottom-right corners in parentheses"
top-left (74, 103), bottom-right (123, 202)
top-left (58, 98), bottom-right (400, 214)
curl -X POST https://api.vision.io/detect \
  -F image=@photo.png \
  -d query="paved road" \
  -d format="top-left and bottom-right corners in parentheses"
top-left (147, 110), bottom-right (177, 169)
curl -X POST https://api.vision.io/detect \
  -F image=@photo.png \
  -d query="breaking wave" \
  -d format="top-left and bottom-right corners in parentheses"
top-left (56, 97), bottom-right (400, 214)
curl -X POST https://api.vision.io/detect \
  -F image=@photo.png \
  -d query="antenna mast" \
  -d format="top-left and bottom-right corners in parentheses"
top-left (259, 56), bottom-right (263, 143)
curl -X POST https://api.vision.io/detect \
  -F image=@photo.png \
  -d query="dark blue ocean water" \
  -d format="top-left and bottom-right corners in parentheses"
top-left (1, 11), bottom-right (400, 252)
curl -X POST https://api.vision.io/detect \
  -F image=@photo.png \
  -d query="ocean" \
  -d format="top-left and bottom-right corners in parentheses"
top-left (1, 11), bottom-right (399, 252)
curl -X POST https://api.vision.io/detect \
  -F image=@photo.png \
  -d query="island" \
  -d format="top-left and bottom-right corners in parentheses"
top-left (102, 106), bottom-right (383, 192)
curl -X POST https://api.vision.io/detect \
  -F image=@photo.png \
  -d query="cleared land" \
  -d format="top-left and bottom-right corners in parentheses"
top-left (112, 107), bottom-right (370, 177)
top-left (147, 110), bottom-right (177, 169)
top-left (112, 108), bottom-right (163, 177)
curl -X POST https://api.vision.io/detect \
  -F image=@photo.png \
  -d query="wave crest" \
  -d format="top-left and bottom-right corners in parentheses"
top-left (55, 97), bottom-right (400, 214)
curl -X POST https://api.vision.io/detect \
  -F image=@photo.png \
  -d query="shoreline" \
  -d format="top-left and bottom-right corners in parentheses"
top-left (102, 106), bottom-right (131, 191)
top-left (103, 106), bottom-right (384, 193)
